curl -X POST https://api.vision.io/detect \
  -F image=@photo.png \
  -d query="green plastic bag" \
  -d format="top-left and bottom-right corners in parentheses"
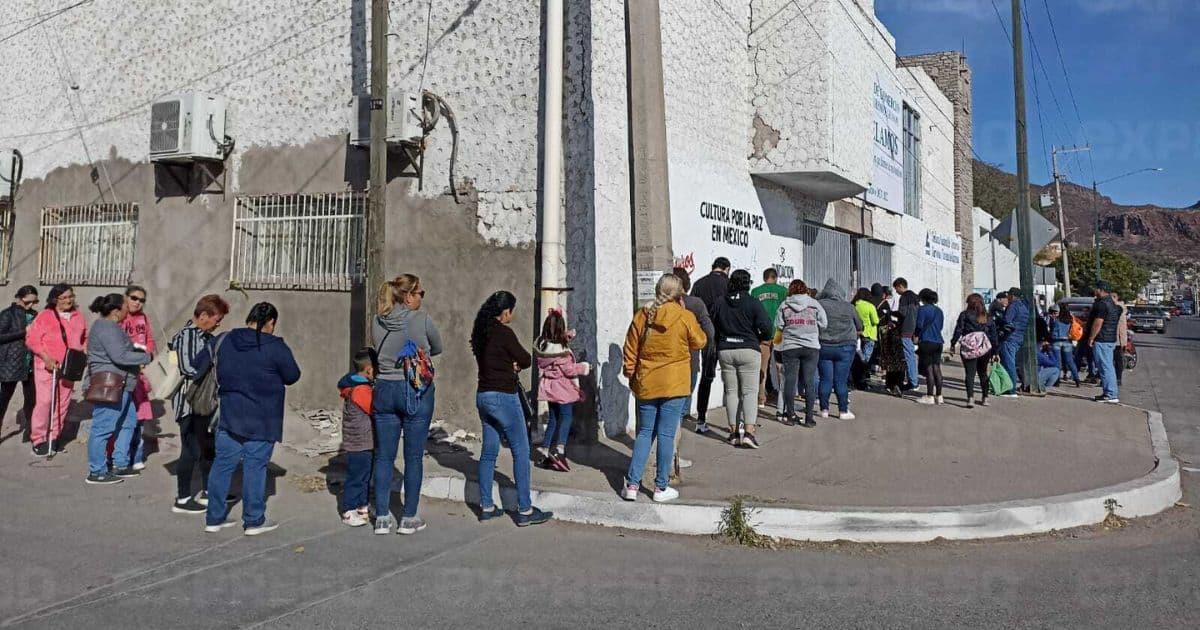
top-left (988, 361), bottom-right (1014, 396)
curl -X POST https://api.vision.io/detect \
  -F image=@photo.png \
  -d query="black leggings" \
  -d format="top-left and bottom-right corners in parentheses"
top-left (919, 342), bottom-right (944, 397)
top-left (176, 414), bottom-right (214, 500)
top-left (696, 346), bottom-right (719, 424)
top-left (963, 355), bottom-right (990, 402)
top-left (0, 378), bottom-right (35, 434)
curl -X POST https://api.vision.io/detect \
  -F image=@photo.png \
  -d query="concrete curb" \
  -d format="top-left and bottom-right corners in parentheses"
top-left (421, 409), bottom-right (1182, 543)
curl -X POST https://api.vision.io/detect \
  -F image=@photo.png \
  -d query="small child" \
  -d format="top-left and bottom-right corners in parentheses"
top-left (337, 348), bottom-right (376, 527)
top-left (534, 309), bottom-right (590, 472)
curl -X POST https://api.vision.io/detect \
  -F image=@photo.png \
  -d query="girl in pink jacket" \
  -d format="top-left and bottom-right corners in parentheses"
top-left (120, 285), bottom-right (156, 468)
top-left (534, 309), bottom-right (590, 472)
top-left (25, 284), bottom-right (87, 456)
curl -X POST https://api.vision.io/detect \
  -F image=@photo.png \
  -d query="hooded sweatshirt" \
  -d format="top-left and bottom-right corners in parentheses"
top-left (711, 290), bottom-right (774, 352)
top-left (817, 279), bottom-right (863, 346)
top-left (193, 327), bottom-right (301, 443)
top-left (338, 373), bottom-right (373, 453)
top-left (622, 301), bottom-right (707, 400)
top-left (535, 341), bottom-right (590, 404)
top-left (774, 293), bottom-right (827, 351)
top-left (372, 306), bottom-right (443, 382)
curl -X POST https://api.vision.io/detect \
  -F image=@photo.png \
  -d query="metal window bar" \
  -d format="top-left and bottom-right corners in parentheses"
top-left (230, 193), bottom-right (365, 292)
top-left (39, 203), bottom-right (138, 286)
top-left (800, 223), bottom-right (852, 293)
top-left (0, 201), bottom-right (13, 283)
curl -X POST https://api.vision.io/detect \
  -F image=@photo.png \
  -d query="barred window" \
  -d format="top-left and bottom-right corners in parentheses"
top-left (902, 103), bottom-right (922, 218)
top-left (230, 193), bottom-right (365, 291)
top-left (39, 203), bottom-right (139, 286)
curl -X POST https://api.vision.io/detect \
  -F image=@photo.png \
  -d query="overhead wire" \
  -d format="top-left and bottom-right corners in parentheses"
top-left (0, 0), bottom-right (92, 46)
top-left (1040, 0), bottom-right (1095, 184)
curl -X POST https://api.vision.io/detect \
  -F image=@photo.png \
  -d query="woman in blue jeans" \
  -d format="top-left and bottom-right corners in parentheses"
top-left (815, 279), bottom-right (863, 419)
top-left (84, 294), bottom-right (151, 485)
top-left (470, 291), bottom-right (552, 527)
top-left (371, 274), bottom-right (443, 535)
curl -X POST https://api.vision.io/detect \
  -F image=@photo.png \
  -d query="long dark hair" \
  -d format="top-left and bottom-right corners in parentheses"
top-left (536, 309), bottom-right (569, 351)
top-left (470, 291), bottom-right (517, 358)
top-left (966, 293), bottom-right (988, 324)
top-left (853, 287), bottom-right (872, 304)
top-left (45, 283), bottom-right (73, 311)
top-left (246, 302), bottom-right (279, 346)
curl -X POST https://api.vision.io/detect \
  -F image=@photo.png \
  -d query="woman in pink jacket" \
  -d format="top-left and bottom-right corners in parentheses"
top-left (534, 309), bottom-right (590, 472)
top-left (25, 284), bottom-right (87, 456)
top-left (120, 285), bottom-right (156, 469)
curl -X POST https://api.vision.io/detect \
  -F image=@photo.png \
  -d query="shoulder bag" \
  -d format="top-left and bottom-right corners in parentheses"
top-left (185, 333), bottom-right (228, 418)
top-left (85, 371), bottom-right (126, 404)
top-left (54, 313), bottom-right (88, 382)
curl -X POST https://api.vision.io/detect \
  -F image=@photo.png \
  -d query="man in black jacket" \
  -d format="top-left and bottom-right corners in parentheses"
top-left (690, 257), bottom-right (730, 433)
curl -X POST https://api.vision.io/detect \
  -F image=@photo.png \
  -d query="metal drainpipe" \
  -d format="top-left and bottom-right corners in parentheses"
top-left (539, 0), bottom-right (567, 314)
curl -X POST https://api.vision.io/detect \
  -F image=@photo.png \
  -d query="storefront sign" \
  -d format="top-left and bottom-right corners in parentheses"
top-left (925, 230), bottom-right (962, 267)
top-left (867, 74), bottom-right (904, 214)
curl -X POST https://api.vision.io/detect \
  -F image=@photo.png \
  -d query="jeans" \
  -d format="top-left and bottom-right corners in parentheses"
top-left (88, 391), bottom-right (138, 475)
top-left (131, 422), bottom-right (146, 465)
top-left (372, 380), bottom-right (435, 519)
top-left (476, 391), bottom-right (532, 513)
top-left (999, 336), bottom-right (1023, 390)
top-left (626, 397), bottom-right (686, 491)
top-left (901, 337), bottom-right (918, 388)
top-left (542, 402), bottom-right (573, 450)
top-left (779, 347), bottom-right (819, 423)
top-left (175, 414), bottom-right (213, 500)
top-left (0, 378), bottom-right (34, 436)
top-left (1054, 342), bottom-right (1079, 382)
top-left (341, 450), bottom-right (373, 514)
top-left (695, 346), bottom-right (719, 424)
top-left (718, 348), bottom-right (761, 427)
top-left (1038, 366), bottom-right (1060, 390)
top-left (859, 340), bottom-right (876, 364)
top-left (818, 343), bottom-right (856, 413)
top-left (206, 429), bottom-right (275, 528)
top-left (1093, 341), bottom-right (1118, 399)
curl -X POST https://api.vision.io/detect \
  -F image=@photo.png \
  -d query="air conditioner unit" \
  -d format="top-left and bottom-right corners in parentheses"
top-left (149, 92), bottom-right (228, 162)
top-left (349, 93), bottom-right (422, 147)
top-left (0, 149), bottom-right (21, 201)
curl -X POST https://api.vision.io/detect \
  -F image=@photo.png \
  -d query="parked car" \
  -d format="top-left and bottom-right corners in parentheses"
top-left (1127, 305), bottom-right (1167, 334)
top-left (1060, 297), bottom-right (1094, 322)
top-left (1153, 306), bottom-right (1172, 321)
top-left (1170, 307), bottom-right (1182, 318)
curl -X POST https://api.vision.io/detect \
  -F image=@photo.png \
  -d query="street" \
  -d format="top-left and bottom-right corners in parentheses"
top-left (1, 320), bottom-right (1198, 629)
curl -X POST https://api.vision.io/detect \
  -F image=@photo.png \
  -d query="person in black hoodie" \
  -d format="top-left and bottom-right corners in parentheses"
top-left (892, 277), bottom-right (920, 391)
top-left (0, 286), bottom-right (38, 439)
top-left (689, 257), bottom-right (730, 434)
top-left (710, 269), bottom-right (773, 448)
top-left (950, 293), bottom-right (1000, 408)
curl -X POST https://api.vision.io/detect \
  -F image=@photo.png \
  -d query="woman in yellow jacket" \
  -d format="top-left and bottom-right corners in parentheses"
top-left (621, 274), bottom-right (707, 503)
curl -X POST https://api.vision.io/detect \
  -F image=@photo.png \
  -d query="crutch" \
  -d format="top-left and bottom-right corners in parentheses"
top-left (45, 368), bottom-right (59, 460)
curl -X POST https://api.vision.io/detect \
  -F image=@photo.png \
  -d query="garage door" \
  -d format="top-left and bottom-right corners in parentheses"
top-left (855, 238), bottom-right (893, 289)
top-left (801, 223), bottom-right (851, 293)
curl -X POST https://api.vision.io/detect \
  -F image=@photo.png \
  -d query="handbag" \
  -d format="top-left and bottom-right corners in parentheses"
top-left (959, 331), bottom-right (992, 360)
top-left (185, 333), bottom-right (228, 418)
top-left (149, 349), bottom-right (184, 400)
top-left (54, 312), bottom-right (88, 382)
top-left (85, 371), bottom-right (127, 404)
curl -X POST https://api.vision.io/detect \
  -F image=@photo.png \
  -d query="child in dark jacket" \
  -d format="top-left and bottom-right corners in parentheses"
top-left (338, 348), bottom-right (376, 527)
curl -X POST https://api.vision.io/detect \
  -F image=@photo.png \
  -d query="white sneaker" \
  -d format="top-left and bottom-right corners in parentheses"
top-left (132, 462), bottom-right (146, 471)
top-left (244, 520), bottom-right (279, 536)
top-left (677, 458), bottom-right (694, 469)
top-left (621, 483), bottom-right (639, 501)
top-left (374, 514), bottom-right (394, 535)
top-left (342, 510), bottom-right (368, 527)
top-left (820, 410), bottom-right (829, 418)
top-left (838, 411), bottom-right (856, 420)
top-left (204, 520), bottom-right (237, 533)
top-left (653, 487), bottom-right (679, 503)
top-left (917, 395), bottom-right (935, 405)
top-left (935, 395), bottom-right (945, 405)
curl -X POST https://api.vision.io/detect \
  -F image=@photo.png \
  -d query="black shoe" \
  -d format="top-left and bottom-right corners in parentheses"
top-left (803, 418), bottom-right (816, 428)
top-left (85, 472), bottom-right (124, 485)
top-left (172, 498), bottom-right (207, 514)
top-left (478, 506), bottom-right (506, 522)
top-left (741, 433), bottom-right (760, 449)
top-left (31, 442), bottom-right (49, 457)
top-left (695, 422), bottom-right (710, 435)
top-left (515, 507), bottom-right (553, 527)
top-left (113, 467), bottom-right (141, 478)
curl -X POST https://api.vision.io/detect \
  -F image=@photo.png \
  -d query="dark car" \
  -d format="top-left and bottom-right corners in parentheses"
top-left (1127, 306), bottom-right (1167, 334)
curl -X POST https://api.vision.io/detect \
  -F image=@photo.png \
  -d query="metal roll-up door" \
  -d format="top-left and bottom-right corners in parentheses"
top-left (801, 223), bottom-right (851, 293)
top-left (855, 239), bottom-right (893, 289)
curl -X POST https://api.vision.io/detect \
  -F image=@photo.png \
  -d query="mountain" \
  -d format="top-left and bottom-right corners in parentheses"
top-left (973, 160), bottom-right (1200, 263)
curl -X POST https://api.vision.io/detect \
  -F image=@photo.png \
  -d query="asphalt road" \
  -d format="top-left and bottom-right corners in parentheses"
top-left (1, 319), bottom-right (1198, 629)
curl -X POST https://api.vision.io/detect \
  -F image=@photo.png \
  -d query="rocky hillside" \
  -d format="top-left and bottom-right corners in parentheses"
top-left (973, 160), bottom-right (1200, 262)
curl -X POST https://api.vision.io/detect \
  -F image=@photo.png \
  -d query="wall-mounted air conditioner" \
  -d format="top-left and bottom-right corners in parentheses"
top-left (149, 93), bottom-right (229, 162)
top-left (0, 149), bottom-right (22, 201)
top-left (349, 93), bottom-right (422, 147)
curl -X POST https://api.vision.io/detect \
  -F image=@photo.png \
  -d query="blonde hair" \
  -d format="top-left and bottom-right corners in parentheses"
top-left (376, 274), bottom-right (420, 316)
top-left (643, 273), bottom-right (684, 333)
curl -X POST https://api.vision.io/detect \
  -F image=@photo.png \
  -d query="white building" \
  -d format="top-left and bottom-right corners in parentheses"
top-left (973, 208), bottom-right (1058, 307)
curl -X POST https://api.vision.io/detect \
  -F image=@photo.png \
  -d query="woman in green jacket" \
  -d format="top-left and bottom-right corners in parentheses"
top-left (853, 288), bottom-right (881, 387)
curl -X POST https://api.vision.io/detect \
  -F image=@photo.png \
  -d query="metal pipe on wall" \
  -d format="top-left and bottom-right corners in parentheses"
top-left (539, 0), bottom-right (567, 314)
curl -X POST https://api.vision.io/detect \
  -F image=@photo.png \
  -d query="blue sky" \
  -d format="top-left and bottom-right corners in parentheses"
top-left (876, 0), bottom-right (1198, 208)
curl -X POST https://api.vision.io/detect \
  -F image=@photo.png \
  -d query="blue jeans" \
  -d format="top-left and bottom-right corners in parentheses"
top-left (999, 336), bottom-right (1023, 390)
top-left (626, 397), bottom-right (686, 490)
top-left (1092, 341), bottom-right (1119, 399)
top-left (206, 429), bottom-right (275, 528)
top-left (859, 339), bottom-right (876, 364)
top-left (373, 380), bottom-right (434, 520)
top-left (1037, 366), bottom-right (1060, 390)
top-left (476, 391), bottom-right (532, 512)
top-left (901, 337), bottom-right (918, 387)
top-left (88, 391), bottom-right (138, 475)
top-left (818, 343), bottom-right (855, 413)
top-left (542, 402), bottom-right (574, 450)
top-left (1054, 342), bottom-right (1079, 382)
top-left (131, 423), bottom-right (145, 465)
top-left (341, 450), bottom-right (373, 514)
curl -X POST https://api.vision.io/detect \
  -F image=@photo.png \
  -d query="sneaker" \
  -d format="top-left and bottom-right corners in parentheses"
top-left (917, 395), bottom-right (936, 405)
top-left (819, 410), bottom-right (830, 418)
top-left (397, 516), bottom-right (426, 535)
top-left (204, 520), bottom-right (238, 533)
top-left (695, 422), bottom-right (710, 435)
top-left (132, 462), bottom-right (146, 471)
top-left (374, 515), bottom-right (395, 535)
top-left (1002, 393), bottom-right (1019, 399)
top-left (244, 520), bottom-right (279, 536)
top-left (741, 433), bottom-right (760, 449)
top-left (1102, 397), bottom-right (1120, 404)
top-left (803, 418), bottom-right (816, 428)
top-left (653, 486), bottom-right (679, 502)
top-left (515, 507), bottom-right (553, 527)
top-left (838, 411), bottom-right (856, 420)
top-left (555, 454), bottom-right (571, 472)
top-left (537, 456), bottom-right (558, 470)
top-left (677, 457), bottom-right (694, 469)
top-left (621, 483), bottom-right (639, 501)
top-left (979, 398), bottom-right (991, 407)
top-left (935, 395), bottom-right (945, 405)
top-left (726, 432), bottom-right (741, 447)
top-left (172, 497), bottom-right (207, 514)
top-left (341, 510), bottom-right (368, 527)
top-left (965, 401), bottom-right (975, 409)
top-left (31, 442), bottom-right (49, 457)
top-left (478, 506), bottom-right (506, 522)
top-left (549, 455), bottom-right (570, 473)
top-left (85, 472), bottom-right (124, 485)
top-left (196, 491), bottom-right (209, 506)
top-left (113, 467), bottom-right (141, 478)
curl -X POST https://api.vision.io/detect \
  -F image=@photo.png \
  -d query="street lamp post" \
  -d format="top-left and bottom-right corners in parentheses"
top-left (1091, 167), bottom-right (1164, 284)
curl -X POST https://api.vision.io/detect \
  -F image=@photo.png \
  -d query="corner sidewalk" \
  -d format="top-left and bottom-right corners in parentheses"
top-left (415, 374), bottom-right (1181, 543)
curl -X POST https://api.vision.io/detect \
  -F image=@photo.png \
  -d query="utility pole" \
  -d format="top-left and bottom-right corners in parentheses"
top-left (1092, 179), bottom-right (1102, 285)
top-left (364, 0), bottom-right (388, 346)
top-left (1051, 145), bottom-right (1091, 297)
top-left (1010, 0), bottom-right (1041, 393)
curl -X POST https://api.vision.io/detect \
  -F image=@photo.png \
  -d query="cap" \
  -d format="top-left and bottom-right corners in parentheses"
top-left (1048, 304), bottom-right (1060, 312)
top-left (1094, 281), bottom-right (1113, 292)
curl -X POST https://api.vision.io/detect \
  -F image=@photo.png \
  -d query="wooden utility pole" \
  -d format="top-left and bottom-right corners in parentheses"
top-left (1011, 0), bottom-right (1040, 393)
top-left (364, 0), bottom-right (388, 345)
top-left (1051, 145), bottom-right (1091, 298)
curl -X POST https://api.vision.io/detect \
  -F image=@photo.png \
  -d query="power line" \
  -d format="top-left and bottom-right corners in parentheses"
top-left (1040, 0), bottom-right (1095, 185)
top-left (1018, 4), bottom-right (1084, 178)
top-left (0, 0), bottom-right (92, 47)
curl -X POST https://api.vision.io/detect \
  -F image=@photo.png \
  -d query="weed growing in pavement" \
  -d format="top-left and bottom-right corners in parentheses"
top-left (718, 496), bottom-right (775, 549)
top-left (1102, 498), bottom-right (1128, 529)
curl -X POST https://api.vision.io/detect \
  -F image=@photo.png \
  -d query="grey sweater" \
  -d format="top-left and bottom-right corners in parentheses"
top-left (816, 279), bottom-right (863, 346)
top-left (88, 318), bottom-right (151, 391)
top-left (774, 294), bottom-right (827, 351)
top-left (372, 306), bottom-right (443, 382)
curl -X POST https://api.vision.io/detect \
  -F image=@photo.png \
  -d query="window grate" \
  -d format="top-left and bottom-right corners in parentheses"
top-left (230, 193), bottom-right (365, 292)
top-left (39, 203), bottom-right (139, 286)
top-left (902, 103), bottom-right (922, 219)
